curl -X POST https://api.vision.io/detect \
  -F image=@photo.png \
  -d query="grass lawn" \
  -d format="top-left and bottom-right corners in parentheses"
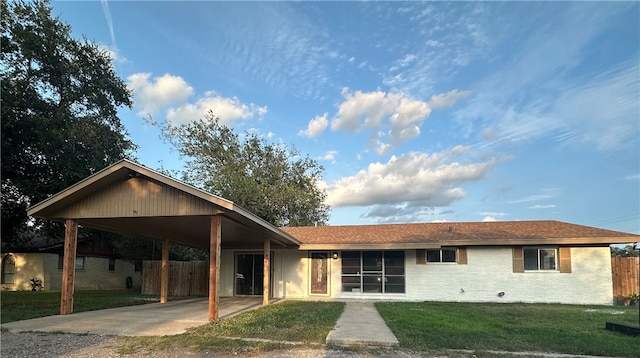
top-left (376, 301), bottom-right (640, 357)
top-left (0, 290), bottom-right (158, 324)
top-left (118, 300), bottom-right (345, 354)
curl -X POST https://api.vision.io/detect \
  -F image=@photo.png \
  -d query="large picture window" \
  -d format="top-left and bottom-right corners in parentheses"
top-left (341, 251), bottom-right (405, 294)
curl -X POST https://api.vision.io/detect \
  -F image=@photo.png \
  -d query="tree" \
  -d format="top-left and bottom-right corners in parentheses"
top-left (1, 0), bottom-right (135, 246)
top-left (611, 245), bottom-right (639, 257)
top-left (160, 111), bottom-right (330, 227)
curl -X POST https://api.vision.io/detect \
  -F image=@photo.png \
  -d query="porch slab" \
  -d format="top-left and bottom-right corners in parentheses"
top-left (1, 297), bottom-right (263, 336)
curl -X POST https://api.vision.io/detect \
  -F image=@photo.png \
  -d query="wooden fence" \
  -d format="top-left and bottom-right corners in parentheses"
top-left (142, 260), bottom-right (208, 297)
top-left (611, 256), bottom-right (639, 304)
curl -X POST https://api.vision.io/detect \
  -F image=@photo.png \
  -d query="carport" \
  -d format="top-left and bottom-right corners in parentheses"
top-left (27, 160), bottom-right (300, 321)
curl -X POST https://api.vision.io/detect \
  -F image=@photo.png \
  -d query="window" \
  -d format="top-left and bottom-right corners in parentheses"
top-left (1, 254), bottom-right (16, 284)
top-left (108, 257), bottom-right (116, 271)
top-left (417, 248), bottom-right (467, 264)
top-left (58, 255), bottom-right (85, 270)
top-left (341, 251), bottom-right (405, 294)
top-left (524, 248), bottom-right (557, 271)
top-left (426, 248), bottom-right (457, 263)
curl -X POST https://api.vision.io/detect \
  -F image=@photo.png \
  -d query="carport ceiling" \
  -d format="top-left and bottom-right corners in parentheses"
top-left (27, 160), bottom-right (300, 250)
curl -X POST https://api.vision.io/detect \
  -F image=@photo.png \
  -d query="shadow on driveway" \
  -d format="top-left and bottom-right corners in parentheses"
top-left (1, 297), bottom-right (263, 336)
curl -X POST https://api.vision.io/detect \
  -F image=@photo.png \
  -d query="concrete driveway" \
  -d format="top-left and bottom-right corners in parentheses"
top-left (1, 297), bottom-right (263, 336)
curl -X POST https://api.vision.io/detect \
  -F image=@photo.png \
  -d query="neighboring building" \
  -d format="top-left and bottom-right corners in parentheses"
top-left (1, 237), bottom-right (141, 291)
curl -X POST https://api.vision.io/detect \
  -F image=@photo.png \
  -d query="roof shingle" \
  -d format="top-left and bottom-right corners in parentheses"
top-left (282, 220), bottom-right (638, 248)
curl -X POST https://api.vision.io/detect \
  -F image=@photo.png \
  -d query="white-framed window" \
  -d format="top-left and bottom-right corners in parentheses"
top-left (341, 251), bottom-right (405, 294)
top-left (426, 248), bottom-right (457, 263)
top-left (1, 254), bottom-right (16, 284)
top-left (523, 248), bottom-right (557, 271)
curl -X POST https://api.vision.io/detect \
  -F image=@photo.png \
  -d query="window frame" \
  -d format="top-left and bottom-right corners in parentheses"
top-left (108, 257), bottom-right (116, 272)
top-left (1, 254), bottom-right (16, 284)
top-left (523, 247), bottom-right (558, 272)
top-left (425, 248), bottom-right (458, 263)
top-left (58, 255), bottom-right (85, 271)
top-left (341, 250), bottom-right (405, 294)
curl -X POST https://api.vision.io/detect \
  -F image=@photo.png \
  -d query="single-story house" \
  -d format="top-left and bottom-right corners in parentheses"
top-left (1, 236), bottom-right (141, 292)
top-left (21, 160), bottom-right (639, 320)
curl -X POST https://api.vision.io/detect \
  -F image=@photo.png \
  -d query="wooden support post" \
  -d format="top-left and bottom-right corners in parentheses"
top-left (263, 238), bottom-right (270, 306)
top-left (60, 219), bottom-right (78, 315)
top-left (160, 238), bottom-right (169, 303)
top-left (208, 215), bottom-right (221, 321)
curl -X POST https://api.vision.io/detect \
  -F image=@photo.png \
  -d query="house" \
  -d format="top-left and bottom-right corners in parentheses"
top-left (22, 160), bottom-right (639, 320)
top-left (1, 236), bottom-right (142, 292)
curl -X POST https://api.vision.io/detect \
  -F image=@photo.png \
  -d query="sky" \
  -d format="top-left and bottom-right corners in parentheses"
top-left (50, 1), bottom-right (639, 234)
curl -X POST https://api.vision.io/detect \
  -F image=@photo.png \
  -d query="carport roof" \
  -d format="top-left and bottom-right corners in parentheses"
top-left (27, 160), bottom-right (300, 249)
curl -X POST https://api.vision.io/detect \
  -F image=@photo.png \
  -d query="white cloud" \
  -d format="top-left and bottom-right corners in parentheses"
top-left (429, 90), bottom-right (472, 109)
top-left (320, 150), bottom-right (338, 162)
top-left (299, 113), bottom-right (329, 138)
top-left (328, 88), bottom-right (469, 154)
top-left (127, 73), bottom-right (194, 115)
top-left (625, 174), bottom-right (640, 180)
top-left (509, 188), bottom-right (561, 204)
top-left (362, 205), bottom-right (455, 223)
top-left (482, 216), bottom-right (497, 222)
top-left (98, 44), bottom-right (127, 64)
top-left (331, 89), bottom-right (395, 132)
top-left (166, 91), bottom-right (267, 126)
top-left (326, 146), bottom-right (503, 208)
top-left (527, 204), bottom-right (557, 209)
top-left (480, 211), bottom-right (507, 217)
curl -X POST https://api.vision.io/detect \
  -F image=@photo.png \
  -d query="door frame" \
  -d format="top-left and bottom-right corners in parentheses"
top-left (309, 251), bottom-right (331, 296)
top-left (234, 251), bottom-right (274, 297)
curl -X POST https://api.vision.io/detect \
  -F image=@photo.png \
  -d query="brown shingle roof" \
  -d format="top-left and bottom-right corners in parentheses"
top-left (281, 220), bottom-right (639, 249)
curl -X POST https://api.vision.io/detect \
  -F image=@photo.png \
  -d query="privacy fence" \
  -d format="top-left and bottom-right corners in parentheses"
top-left (141, 260), bottom-right (208, 296)
top-left (611, 256), bottom-right (639, 304)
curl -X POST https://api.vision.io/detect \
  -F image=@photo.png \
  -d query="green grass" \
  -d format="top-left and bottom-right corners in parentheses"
top-left (119, 300), bottom-right (345, 354)
top-left (376, 301), bottom-right (640, 357)
top-left (0, 290), bottom-right (158, 323)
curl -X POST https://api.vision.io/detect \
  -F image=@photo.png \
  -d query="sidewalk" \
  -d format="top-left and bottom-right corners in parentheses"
top-left (325, 301), bottom-right (399, 347)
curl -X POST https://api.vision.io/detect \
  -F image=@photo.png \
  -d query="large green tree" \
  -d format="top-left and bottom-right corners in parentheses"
top-left (1, 0), bottom-right (135, 245)
top-left (161, 111), bottom-right (330, 227)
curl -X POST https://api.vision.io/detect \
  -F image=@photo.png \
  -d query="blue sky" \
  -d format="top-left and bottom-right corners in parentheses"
top-left (51, 1), bottom-right (639, 234)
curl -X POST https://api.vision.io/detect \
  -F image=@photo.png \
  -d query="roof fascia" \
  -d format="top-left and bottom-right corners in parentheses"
top-left (299, 243), bottom-right (442, 250)
top-left (232, 205), bottom-right (301, 246)
top-left (299, 237), bottom-right (638, 250)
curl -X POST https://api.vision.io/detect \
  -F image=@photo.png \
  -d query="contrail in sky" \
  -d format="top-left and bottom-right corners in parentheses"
top-left (101, 0), bottom-right (117, 49)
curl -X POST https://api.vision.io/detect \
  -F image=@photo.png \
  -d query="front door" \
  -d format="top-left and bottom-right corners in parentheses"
top-left (235, 253), bottom-right (266, 296)
top-left (310, 252), bottom-right (329, 295)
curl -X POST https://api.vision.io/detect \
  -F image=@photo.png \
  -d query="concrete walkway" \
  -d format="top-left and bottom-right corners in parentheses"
top-left (325, 301), bottom-right (399, 347)
top-left (1, 297), bottom-right (263, 336)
